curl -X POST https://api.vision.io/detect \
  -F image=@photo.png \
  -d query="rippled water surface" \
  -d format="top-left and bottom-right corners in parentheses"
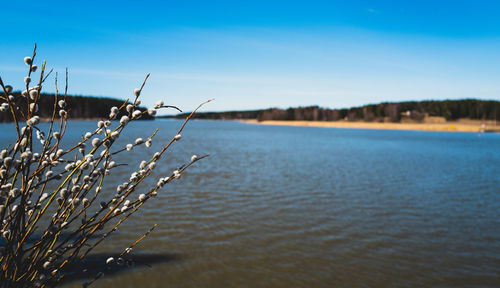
top-left (2, 120), bottom-right (500, 287)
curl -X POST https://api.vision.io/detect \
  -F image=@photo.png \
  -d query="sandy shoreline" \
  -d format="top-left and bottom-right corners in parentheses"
top-left (243, 119), bottom-right (500, 133)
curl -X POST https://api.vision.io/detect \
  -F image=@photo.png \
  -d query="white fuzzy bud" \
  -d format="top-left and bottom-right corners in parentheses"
top-left (108, 161), bottom-right (116, 168)
top-left (110, 131), bottom-right (119, 140)
top-left (59, 188), bottom-right (68, 198)
top-left (29, 103), bottom-right (38, 113)
top-left (21, 151), bottom-right (33, 160)
top-left (157, 178), bottom-right (165, 187)
top-left (133, 88), bottom-right (141, 97)
top-left (27, 116), bottom-right (40, 127)
top-left (80, 161), bottom-right (89, 170)
top-left (92, 138), bottom-right (100, 147)
top-left (126, 144), bottom-right (133, 151)
top-left (29, 89), bottom-right (38, 100)
top-left (173, 170), bottom-right (181, 179)
top-left (138, 194), bottom-right (146, 201)
top-left (154, 101), bottom-right (164, 109)
top-left (3, 157), bottom-right (12, 167)
top-left (24, 57), bottom-right (32, 65)
top-left (148, 162), bottom-right (156, 170)
top-left (174, 134), bottom-right (181, 141)
top-left (191, 155), bottom-right (198, 162)
top-left (132, 110), bottom-right (142, 119)
top-left (126, 104), bottom-right (133, 113)
top-left (9, 188), bottom-right (20, 197)
top-left (85, 154), bottom-right (94, 162)
top-left (120, 116), bottom-right (129, 125)
top-left (129, 172), bottom-right (138, 182)
top-left (58, 100), bottom-right (66, 108)
top-left (40, 193), bottom-right (48, 202)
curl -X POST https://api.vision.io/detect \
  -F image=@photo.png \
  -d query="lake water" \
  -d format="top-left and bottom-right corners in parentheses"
top-left (2, 119), bottom-right (500, 287)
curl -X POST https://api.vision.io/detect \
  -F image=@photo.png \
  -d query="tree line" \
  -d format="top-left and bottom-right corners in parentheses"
top-left (170, 99), bottom-right (500, 122)
top-left (0, 92), bottom-right (153, 122)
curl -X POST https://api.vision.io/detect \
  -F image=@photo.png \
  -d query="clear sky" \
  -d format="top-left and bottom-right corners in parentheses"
top-left (1, 0), bottom-right (500, 113)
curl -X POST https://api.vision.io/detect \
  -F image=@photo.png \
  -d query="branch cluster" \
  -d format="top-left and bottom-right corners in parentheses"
top-left (0, 45), bottom-right (211, 287)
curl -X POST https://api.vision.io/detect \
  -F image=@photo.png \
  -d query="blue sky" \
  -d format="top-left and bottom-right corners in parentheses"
top-left (1, 0), bottom-right (500, 113)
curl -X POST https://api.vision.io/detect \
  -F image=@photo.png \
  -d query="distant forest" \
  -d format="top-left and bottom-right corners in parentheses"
top-left (170, 99), bottom-right (500, 122)
top-left (0, 92), bottom-right (153, 122)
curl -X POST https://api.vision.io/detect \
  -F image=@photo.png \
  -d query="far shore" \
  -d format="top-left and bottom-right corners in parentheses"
top-left (242, 119), bottom-right (500, 133)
